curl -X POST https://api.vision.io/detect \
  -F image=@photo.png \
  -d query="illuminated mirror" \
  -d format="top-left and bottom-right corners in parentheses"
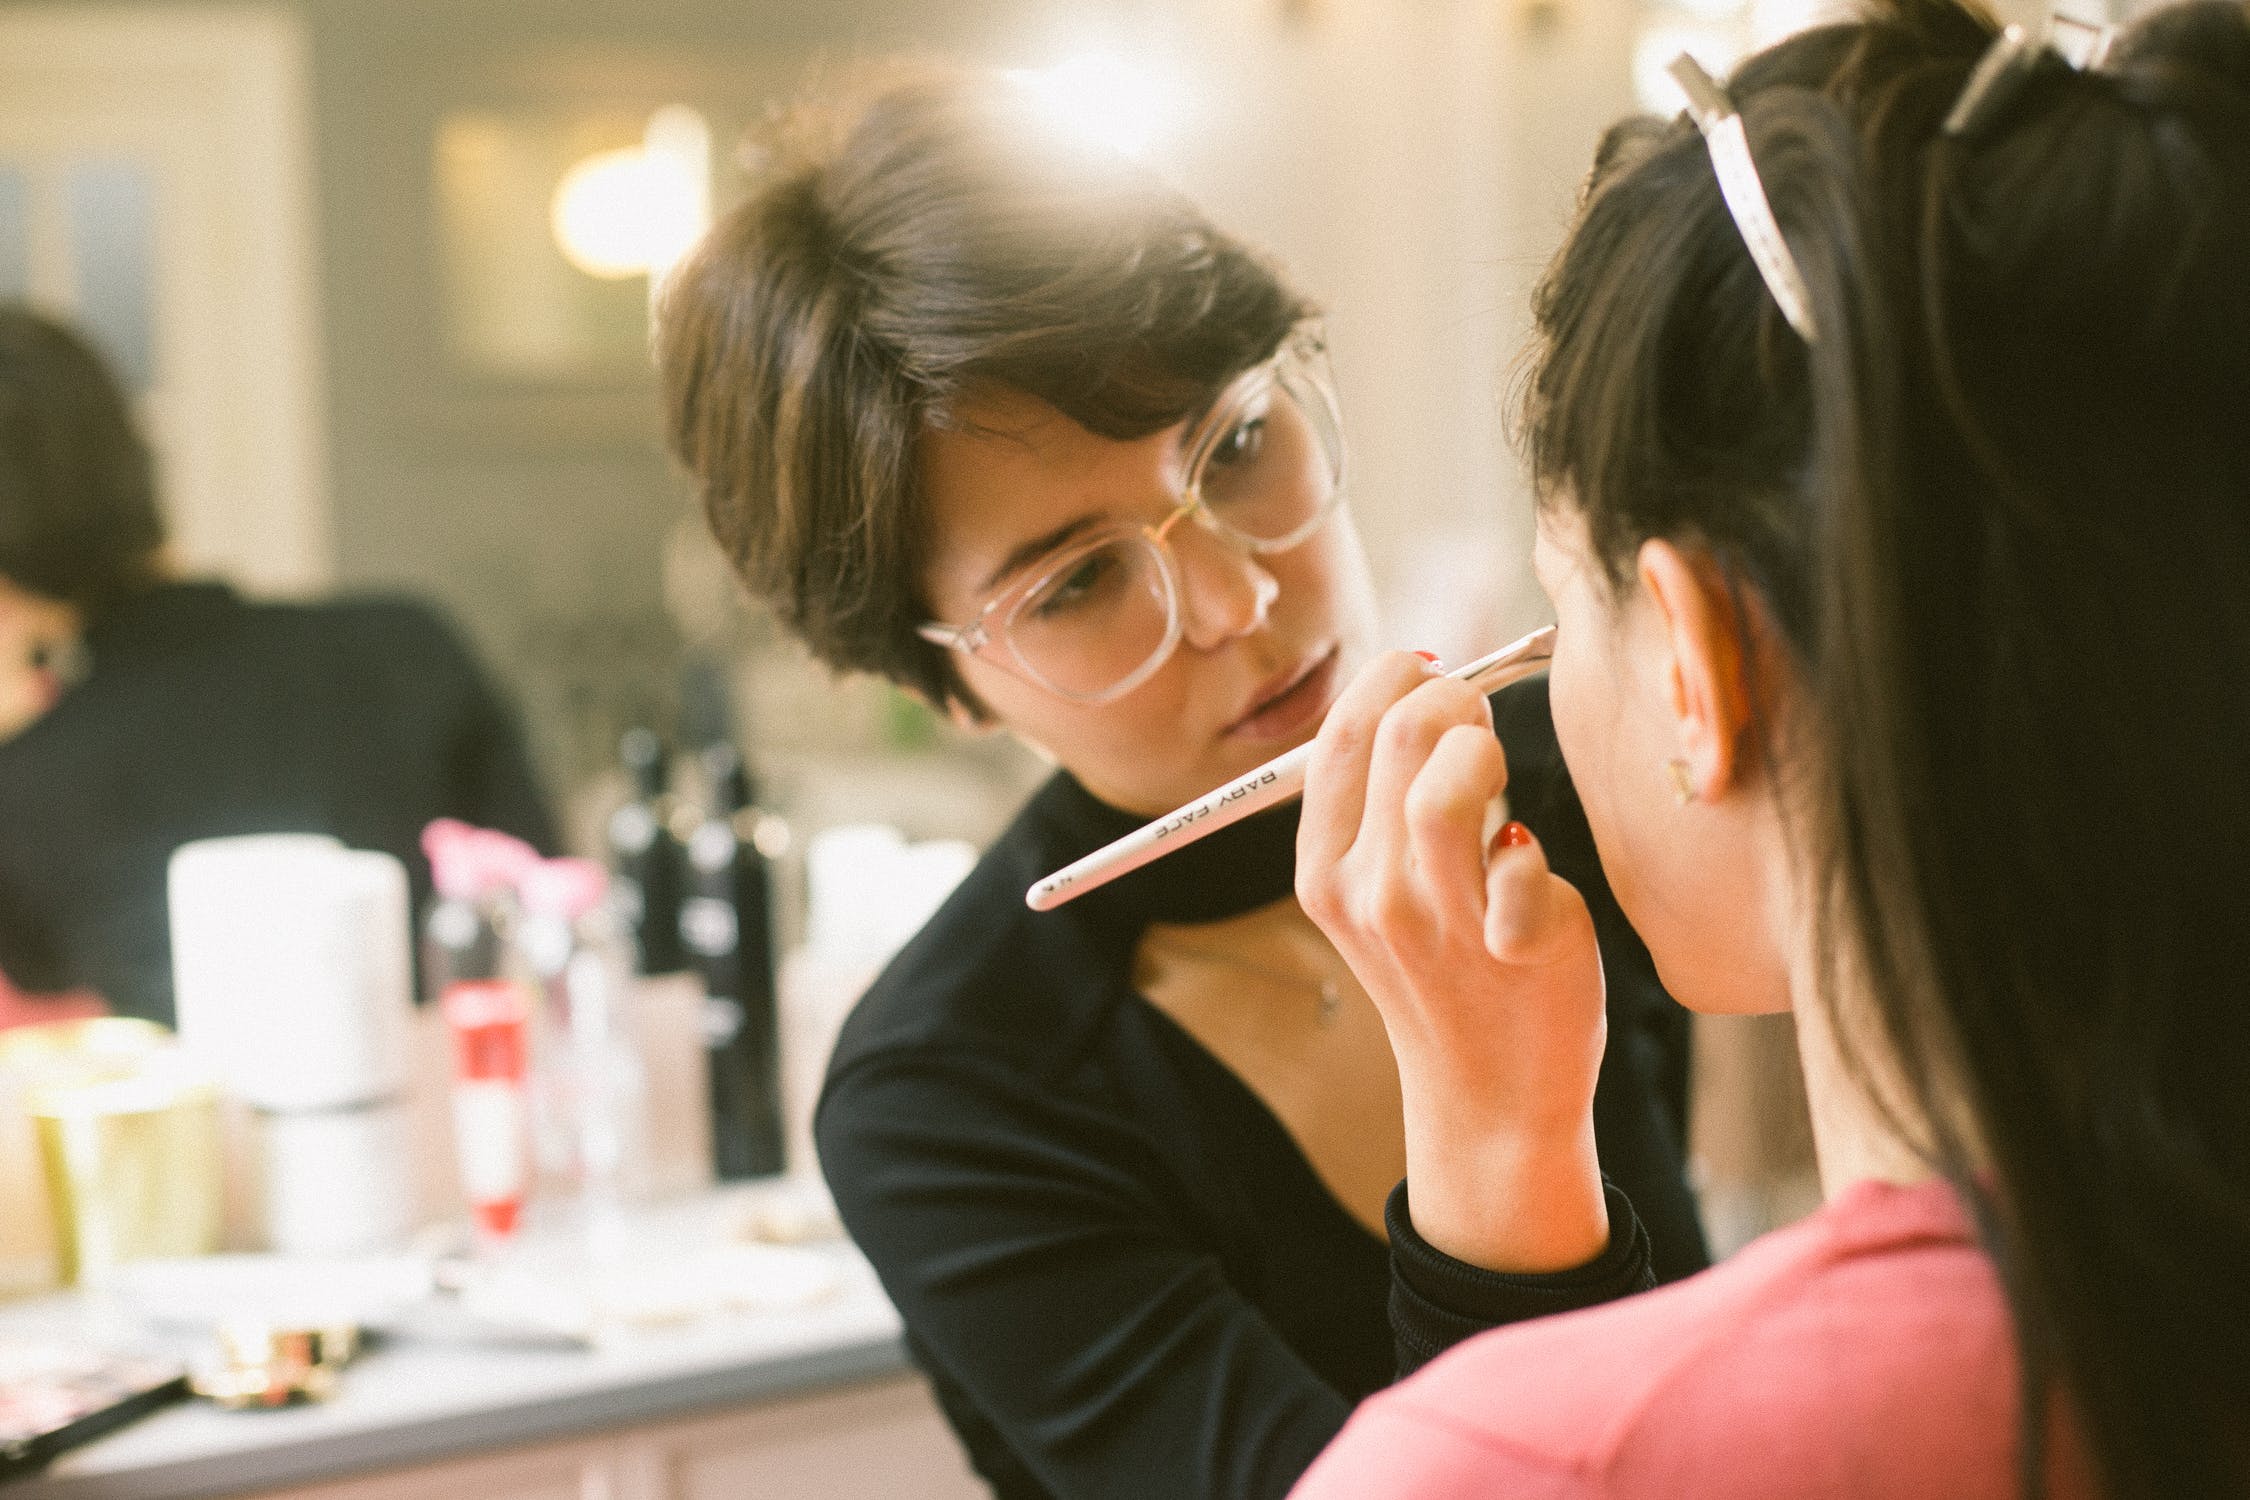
top-left (433, 105), bottom-right (709, 382)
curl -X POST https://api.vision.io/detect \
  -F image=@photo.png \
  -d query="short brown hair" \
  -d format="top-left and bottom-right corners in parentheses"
top-left (657, 67), bottom-right (1311, 712)
top-left (0, 305), bottom-right (164, 617)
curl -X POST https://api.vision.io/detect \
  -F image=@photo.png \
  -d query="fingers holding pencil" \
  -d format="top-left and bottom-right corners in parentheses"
top-left (1293, 649), bottom-right (1446, 881)
top-left (1293, 647), bottom-right (1610, 1276)
top-left (1025, 627), bottom-right (1555, 911)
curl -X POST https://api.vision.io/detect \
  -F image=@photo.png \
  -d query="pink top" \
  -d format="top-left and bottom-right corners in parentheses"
top-left (1292, 1178), bottom-right (2093, 1500)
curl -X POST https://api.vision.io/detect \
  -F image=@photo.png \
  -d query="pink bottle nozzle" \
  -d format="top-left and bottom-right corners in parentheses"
top-left (472, 829), bottom-right (541, 889)
top-left (423, 818), bottom-right (487, 900)
top-left (516, 857), bottom-right (609, 920)
top-left (423, 819), bottom-right (544, 901)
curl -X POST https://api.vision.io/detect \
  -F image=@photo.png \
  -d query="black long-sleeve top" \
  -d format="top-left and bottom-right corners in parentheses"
top-left (0, 581), bottom-right (555, 1022)
top-left (815, 677), bottom-right (1707, 1500)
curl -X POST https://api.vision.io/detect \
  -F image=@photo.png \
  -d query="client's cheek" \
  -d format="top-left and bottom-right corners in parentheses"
top-left (1544, 657), bottom-right (1600, 769)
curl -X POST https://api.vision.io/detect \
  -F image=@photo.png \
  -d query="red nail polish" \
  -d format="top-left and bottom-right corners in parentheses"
top-left (1499, 821), bottom-right (1534, 848)
top-left (1412, 650), bottom-right (1441, 664)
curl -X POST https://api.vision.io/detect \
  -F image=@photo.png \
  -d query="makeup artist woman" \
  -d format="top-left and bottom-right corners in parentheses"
top-left (657, 74), bottom-right (1705, 1500)
top-left (0, 307), bottom-right (554, 1024)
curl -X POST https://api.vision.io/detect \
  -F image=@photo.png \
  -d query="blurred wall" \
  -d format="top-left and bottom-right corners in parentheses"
top-left (300, 0), bottom-right (1070, 790)
top-left (7, 0), bottom-right (1656, 798)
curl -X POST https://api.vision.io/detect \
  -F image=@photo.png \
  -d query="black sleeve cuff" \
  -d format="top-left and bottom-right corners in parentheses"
top-left (1388, 1176), bottom-right (1657, 1378)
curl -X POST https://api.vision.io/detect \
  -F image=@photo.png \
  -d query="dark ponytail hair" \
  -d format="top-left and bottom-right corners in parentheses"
top-left (1522, 2), bottom-right (2250, 1494)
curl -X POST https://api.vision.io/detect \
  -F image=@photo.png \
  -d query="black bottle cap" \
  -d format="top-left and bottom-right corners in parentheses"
top-left (622, 727), bottom-right (670, 798)
top-left (701, 741), bottom-right (754, 814)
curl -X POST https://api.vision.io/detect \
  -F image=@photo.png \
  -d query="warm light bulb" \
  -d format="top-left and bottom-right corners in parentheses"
top-left (642, 105), bottom-right (712, 292)
top-left (1005, 53), bottom-right (1175, 160)
top-left (550, 141), bottom-right (704, 281)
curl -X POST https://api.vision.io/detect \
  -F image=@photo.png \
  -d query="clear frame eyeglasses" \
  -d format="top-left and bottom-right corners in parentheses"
top-left (917, 323), bottom-right (1348, 705)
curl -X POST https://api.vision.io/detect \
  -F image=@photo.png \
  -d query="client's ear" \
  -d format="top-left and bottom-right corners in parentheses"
top-left (1635, 539), bottom-right (1758, 802)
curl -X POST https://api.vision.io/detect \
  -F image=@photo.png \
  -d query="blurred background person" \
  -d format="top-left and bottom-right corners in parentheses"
top-left (0, 304), bottom-right (554, 1024)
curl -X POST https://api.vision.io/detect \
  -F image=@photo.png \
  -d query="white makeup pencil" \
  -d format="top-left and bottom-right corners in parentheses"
top-left (1025, 624), bottom-right (1557, 912)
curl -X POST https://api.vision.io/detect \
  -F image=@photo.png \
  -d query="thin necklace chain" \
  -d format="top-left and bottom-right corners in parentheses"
top-left (1141, 932), bottom-right (1348, 1026)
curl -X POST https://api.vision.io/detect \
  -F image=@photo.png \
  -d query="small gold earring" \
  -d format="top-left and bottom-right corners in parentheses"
top-left (1667, 757), bottom-right (1696, 805)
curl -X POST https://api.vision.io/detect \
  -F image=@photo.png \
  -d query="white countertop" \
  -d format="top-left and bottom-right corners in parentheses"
top-left (1, 1224), bottom-right (909, 1499)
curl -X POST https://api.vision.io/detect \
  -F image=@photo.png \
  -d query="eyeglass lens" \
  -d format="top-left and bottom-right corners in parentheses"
top-left (1008, 535), bottom-right (1179, 700)
top-left (1002, 352), bottom-right (1343, 702)
top-left (1188, 360), bottom-right (1343, 550)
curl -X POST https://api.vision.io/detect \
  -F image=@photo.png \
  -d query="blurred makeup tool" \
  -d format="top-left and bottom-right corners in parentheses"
top-left (191, 1322), bottom-right (361, 1409)
top-left (1026, 625), bottom-right (1556, 911)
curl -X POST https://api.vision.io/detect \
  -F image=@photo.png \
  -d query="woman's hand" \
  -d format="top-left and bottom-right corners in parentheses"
top-left (1296, 651), bottom-right (1609, 1274)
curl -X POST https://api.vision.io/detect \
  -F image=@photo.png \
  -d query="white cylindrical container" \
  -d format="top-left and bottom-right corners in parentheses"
top-left (168, 837), bottom-right (419, 1252)
top-left (783, 827), bottom-right (974, 1182)
top-left (170, 839), bottom-right (413, 1111)
top-left (259, 1107), bottom-right (416, 1255)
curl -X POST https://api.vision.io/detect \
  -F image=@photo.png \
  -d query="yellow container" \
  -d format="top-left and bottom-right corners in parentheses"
top-left (0, 1020), bottom-right (169, 1293)
top-left (0, 1019), bottom-right (223, 1287)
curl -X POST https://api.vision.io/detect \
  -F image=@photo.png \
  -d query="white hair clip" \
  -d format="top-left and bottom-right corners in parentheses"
top-left (1946, 16), bottom-right (2117, 139)
top-left (1669, 53), bottom-right (1820, 343)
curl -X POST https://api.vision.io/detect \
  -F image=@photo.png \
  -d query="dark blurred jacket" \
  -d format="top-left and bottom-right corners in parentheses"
top-left (0, 580), bottom-right (555, 1023)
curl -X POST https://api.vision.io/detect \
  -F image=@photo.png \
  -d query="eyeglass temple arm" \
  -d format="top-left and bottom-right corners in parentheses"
top-left (916, 618), bottom-right (984, 653)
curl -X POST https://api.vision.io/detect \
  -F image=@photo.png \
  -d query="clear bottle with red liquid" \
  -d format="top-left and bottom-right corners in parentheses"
top-left (422, 820), bottom-right (539, 1248)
